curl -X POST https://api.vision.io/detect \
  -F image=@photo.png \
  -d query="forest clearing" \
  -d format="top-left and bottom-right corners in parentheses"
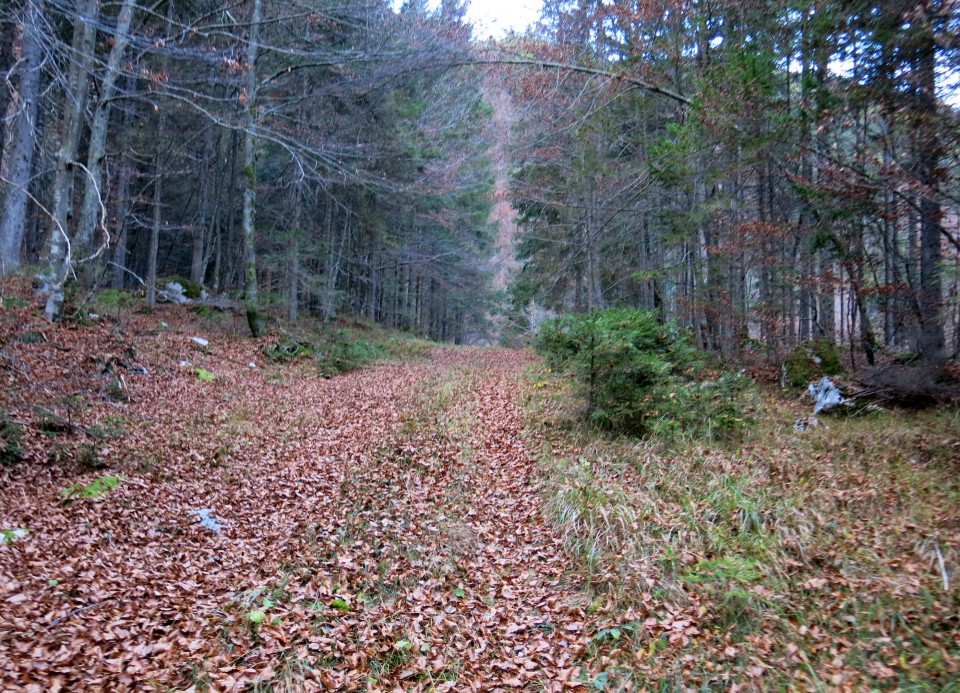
top-left (1, 290), bottom-right (958, 691)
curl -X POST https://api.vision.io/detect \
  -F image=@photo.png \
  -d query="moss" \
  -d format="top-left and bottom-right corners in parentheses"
top-left (783, 339), bottom-right (843, 388)
top-left (245, 304), bottom-right (263, 338)
top-left (15, 330), bottom-right (45, 345)
top-left (93, 288), bottom-right (139, 311)
top-left (61, 474), bottom-right (122, 501)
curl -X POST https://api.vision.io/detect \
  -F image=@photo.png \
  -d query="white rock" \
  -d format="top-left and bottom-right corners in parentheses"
top-left (189, 509), bottom-right (226, 533)
top-left (808, 376), bottom-right (845, 414)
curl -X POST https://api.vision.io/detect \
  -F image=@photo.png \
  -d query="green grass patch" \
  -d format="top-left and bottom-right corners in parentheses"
top-left (61, 474), bottom-right (122, 500)
top-left (85, 416), bottom-right (128, 440)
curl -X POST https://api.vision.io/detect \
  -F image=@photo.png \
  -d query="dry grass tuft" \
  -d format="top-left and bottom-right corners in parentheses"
top-left (525, 366), bottom-right (960, 689)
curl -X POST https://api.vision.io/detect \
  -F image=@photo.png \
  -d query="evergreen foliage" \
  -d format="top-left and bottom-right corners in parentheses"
top-left (0, 416), bottom-right (24, 465)
top-left (535, 308), bottom-right (753, 440)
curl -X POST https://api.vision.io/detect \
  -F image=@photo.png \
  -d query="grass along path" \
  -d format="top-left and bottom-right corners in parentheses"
top-left (524, 367), bottom-right (960, 690)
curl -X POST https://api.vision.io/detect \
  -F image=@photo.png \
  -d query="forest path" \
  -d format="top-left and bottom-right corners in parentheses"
top-left (300, 348), bottom-right (594, 691)
top-left (1, 343), bottom-right (593, 691)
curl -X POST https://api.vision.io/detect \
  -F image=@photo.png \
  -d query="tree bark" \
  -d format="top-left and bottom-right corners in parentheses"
top-left (0, 0), bottom-right (44, 275)
top-left (147, 157), bottom-right (161, 310)
top-left (75, 0), bottom-right (136, 254)
top-left (42, 0), bottom-right (98, 321)
top-left (913, 11), bottom-right (945, 361)
top-left (111, 155), bottom-right (132, 289)
top-left (242, 0), bottom-right (263, 337)
top-left (288, 184), bottom-right (302, 323)
top-left (192, 125), bottom-right (216, 285)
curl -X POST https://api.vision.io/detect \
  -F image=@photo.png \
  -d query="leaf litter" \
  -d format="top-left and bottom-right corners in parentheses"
top-left (0, 304), bottom-right (597, 690)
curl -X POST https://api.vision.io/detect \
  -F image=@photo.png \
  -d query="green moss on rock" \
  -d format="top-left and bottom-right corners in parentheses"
top-left (783, 339), bottom-right (843, 388)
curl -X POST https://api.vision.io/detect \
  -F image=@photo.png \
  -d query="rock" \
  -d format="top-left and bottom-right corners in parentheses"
top-left (189, 508), bottom-right (225, 533)
top-left (162, 276), bottom-right (202, 299)
top-left (807, 376), bottom-right (845, 414)
top-left (162, 282), bottom-right (188, 304)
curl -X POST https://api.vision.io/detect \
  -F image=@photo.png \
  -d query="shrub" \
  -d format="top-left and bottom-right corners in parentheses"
top-left (0, 416), bottom-right (24, 465)
top-left (317, 336), bottom-right (387, 378)
top-left (535, 308), bottom-right (753, 440)
top-left (646, 371), bottom-right (754, 441)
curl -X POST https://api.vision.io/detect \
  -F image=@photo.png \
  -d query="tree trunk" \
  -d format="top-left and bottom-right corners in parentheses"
top-left (42, 0), bottom-right (98, 321)
top-left (913, 13), bottom-right (945, 361)
top-left (145, 4), bottom-right (173, 310)
top-left (75, 0), bottom-right (136, 254)
top-left (192, 124), bottom-right (215, 285)
top-left (288, 185), bottom-right (302, 323)
top-left (0, 0), bottom-right (44, 275)
top-left (147, 157), bottom-right (161, 310)
top-left (111, 155), bottom-right (132, 289)
top-left (242, 0), bottom-right (263, 337)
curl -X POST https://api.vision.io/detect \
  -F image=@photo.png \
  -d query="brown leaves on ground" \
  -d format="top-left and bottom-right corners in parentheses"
top-left (0, 303), bottom-right (595, 690)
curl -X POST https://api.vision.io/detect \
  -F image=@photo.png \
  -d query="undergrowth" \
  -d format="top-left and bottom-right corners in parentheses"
top-left (534, 308), bottom-right (755, 441)
top-left (262, 322), bottom-right (432, 377)
top-left (525, 368), bottom-right (960, 689)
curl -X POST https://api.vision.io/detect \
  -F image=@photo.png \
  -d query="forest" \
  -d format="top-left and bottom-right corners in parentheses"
top-left (1, 0), bottom-right (959, 690)
top-left (0, 0), bottom-right (957, 359)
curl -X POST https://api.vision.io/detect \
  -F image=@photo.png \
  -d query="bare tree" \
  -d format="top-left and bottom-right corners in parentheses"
top-left (0, 0), bottom-right (45, 275)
